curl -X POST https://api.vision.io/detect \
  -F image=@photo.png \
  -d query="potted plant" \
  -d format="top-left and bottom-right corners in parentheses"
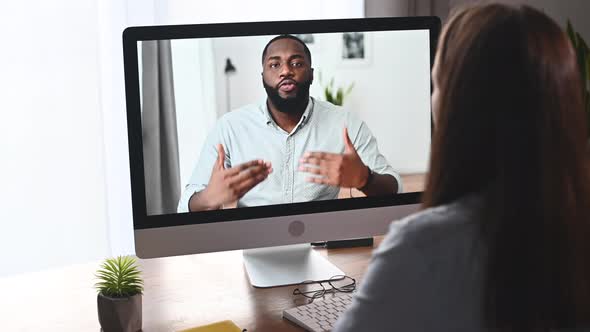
top-left (95, 255), bottom-right (144, 332)
top-left (566, 20), bottom-right (590, 133)
top-left (318, 71), bottom-right (354, 106)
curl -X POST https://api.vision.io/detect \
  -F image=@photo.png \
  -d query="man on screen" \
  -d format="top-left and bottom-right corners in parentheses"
top-left (178, 34), bottom-right (402, 212)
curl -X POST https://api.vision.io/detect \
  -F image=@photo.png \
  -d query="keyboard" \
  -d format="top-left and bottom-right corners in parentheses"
top-left (282, 292), bottom-right (354, 331)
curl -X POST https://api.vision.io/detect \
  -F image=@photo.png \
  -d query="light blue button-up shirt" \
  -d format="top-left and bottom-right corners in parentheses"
top-left (177, 97), bottom-right (402, 212)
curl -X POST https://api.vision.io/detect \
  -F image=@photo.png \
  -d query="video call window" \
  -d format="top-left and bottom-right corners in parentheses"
top-left (139, 30), bottom-right (431, 216)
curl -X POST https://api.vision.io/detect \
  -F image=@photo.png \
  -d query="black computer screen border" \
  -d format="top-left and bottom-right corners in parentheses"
top-left (123, 16), bottom-right (441, 230)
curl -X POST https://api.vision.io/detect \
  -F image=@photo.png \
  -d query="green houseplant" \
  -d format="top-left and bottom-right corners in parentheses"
top-left (318, 71), bottom-right (354, 106)
top-left (566, 20), bottom-right (590, 133)
top-left (95, 256), bottom-right (144, 332)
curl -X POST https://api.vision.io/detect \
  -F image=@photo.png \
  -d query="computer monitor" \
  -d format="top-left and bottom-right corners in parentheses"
top-left (123, 16), bottom-right (440, 287)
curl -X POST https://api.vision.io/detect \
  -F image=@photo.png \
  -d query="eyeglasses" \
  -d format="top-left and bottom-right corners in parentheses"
top-left (292, 275), bottom-right (356, 301)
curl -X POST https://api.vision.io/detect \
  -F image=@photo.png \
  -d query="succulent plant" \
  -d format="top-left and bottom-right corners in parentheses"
top-left (95, 256), bottom-right (144, 298)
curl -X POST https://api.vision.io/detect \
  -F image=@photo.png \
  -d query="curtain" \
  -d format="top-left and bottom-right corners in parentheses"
top-left (141, 40), bottom-right (181, 215)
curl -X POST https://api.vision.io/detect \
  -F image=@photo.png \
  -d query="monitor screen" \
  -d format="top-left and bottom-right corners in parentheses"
top-left (124, 17), bottom-right (440, 270)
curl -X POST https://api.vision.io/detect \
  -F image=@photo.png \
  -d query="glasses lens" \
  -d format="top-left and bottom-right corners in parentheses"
top-left (328, 275), bottom-right (356, 292)
top-left (293, 280), bottom-right (326, 298)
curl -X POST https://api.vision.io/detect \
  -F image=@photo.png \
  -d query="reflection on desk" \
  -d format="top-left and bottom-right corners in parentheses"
top-left (0, 237), bottom-right (384, 331)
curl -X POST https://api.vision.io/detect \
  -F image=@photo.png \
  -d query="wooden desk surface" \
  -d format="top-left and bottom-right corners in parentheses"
top-left (0, 238), bottom-right (382, 331)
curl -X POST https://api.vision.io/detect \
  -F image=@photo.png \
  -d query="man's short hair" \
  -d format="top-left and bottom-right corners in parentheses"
top-left (261, 34), bottom-right (312, 66)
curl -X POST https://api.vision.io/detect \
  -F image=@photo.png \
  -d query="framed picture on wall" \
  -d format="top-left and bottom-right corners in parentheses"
top-left (340, 32), bottom-right (372, 66)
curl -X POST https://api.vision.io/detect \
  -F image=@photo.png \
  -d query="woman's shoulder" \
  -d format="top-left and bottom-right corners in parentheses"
top-left (378, 193), bottom-right (484, 255)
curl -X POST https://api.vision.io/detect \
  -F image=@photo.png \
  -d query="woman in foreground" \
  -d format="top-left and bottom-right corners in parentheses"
top-left (334, 3), bottom-right (590, 331)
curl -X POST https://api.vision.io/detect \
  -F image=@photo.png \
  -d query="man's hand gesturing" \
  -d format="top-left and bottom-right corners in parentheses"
top-left (298, 127), bottom-right (369, 189)
top-left (201, 144), bottom-right (272, 209)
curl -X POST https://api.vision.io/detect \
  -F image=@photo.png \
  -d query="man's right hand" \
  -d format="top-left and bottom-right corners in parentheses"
top-left (198, 144), bottom-right (272, 210)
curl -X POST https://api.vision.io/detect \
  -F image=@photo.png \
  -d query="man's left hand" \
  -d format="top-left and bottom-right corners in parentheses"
top-left (298, 127), bottom-right (369, 188)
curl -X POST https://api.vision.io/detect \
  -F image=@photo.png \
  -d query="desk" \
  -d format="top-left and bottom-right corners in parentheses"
top-left (338, 173), bottom-right (426, 199)
top-left (0, 238), bottom-right (382, 331)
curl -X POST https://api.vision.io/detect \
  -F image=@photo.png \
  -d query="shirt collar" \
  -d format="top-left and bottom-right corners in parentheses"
top-left (262, 97), bottom-right (314, 129)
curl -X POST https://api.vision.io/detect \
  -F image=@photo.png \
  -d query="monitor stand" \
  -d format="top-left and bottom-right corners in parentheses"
top-left (243, 244), bottom-right (344, 288)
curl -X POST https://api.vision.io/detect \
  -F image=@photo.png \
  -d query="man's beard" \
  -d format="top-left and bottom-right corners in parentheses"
top-left (263, 78), bottom-right (312, 114)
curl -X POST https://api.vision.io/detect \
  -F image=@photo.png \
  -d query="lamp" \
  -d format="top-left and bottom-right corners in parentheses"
top-left (224, 58), bottom-right (237, 113)
top-left (224, 58), bottom-right (236, 74)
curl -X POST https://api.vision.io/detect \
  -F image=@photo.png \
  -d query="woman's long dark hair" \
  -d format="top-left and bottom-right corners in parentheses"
top-left (422, 3), bottom-right (590, 331)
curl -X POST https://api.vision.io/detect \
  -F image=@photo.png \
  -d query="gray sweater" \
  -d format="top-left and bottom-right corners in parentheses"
top-left (333, 194), bottom-right (487, 331)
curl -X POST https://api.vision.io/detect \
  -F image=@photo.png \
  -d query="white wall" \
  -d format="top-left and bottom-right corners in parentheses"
top-left (210, 30), bottom-right (431, 174)
top-left (313, 31), bottom-right (432, 174)
top-left (160, 0), bottom-right (364, 25)
top-left (171, 39), bottom-right (219, 187)
top-left (212, 36), bottom-right (270, 115)
top-left (0, 0), bottom-right (110, 276)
